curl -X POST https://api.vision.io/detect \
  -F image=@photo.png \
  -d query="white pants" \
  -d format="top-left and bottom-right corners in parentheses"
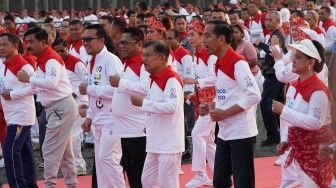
top-left (191, 115), bottom-right (216, 173)
top-left (72, 98), bottom-right (87, 173)
top-left (295, 160), bottom-right (319, 188)
top-left (279, 149), bottom-right (299, 188)
top-left (92, 124), bottom-right (125, 188)
top-left (142, 153), bottom-right (182, 188)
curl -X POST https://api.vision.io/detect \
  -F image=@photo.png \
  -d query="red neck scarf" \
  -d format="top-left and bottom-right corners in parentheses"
top-left (124, 52), bottom-right (143, 77)
top-left (314, 26), bottom-right (326, 36)
top-left (3, 54), bottom-right (28, 76)
top-left (65, 54), bottom-right (83, 72)
top-left (89, 55), bottom-right (96, 74)
top-left (150, 65), bottom-right (182, 91)
top-left (215, 47), bottom-right (245, 80)
top-left (36, 47), bottom-right (64, 73)
top-left (70, 39), bottom-right (83, 54)
top-left (322, 19), bottom-right (336, 32)
top-left (292, 74), bottom-right (330, 101)
top-left (173, 45), bottom-right (190, 64)
top-left (194, 48), bottom-right (209, 65)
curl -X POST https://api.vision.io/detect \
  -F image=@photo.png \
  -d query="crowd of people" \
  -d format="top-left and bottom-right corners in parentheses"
top-left (0, 0), bottom-right (335, 187)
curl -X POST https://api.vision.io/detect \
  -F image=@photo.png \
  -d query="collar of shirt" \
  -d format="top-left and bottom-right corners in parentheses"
top-left (124, 52), bottom-right (143, 77)
top-left (3, 54), bottom-right (28, 76)
top-left (150, 65), bottom-right (182, 91)
top-left (36, 46), bottom-right (64, 72)
top-left (173, 45), bottom-right (190, 64)
top-left (194, 48), bottom-right (209, 65)
top-left (322, 19), bottom-right (336, 32)
top-left (292, 73), bottom-right (330, 101)
top-left (70, 39), bottom-right (84, 54)
top-left (215, 47), bottom-right (245, 79)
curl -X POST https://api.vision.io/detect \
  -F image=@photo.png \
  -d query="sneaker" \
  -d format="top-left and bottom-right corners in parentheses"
top-left (38, 162), bottom-right (44, 168)
top-left (185, 174), bottom-right (211, 188)
top-left (274, 156), bottom-right (282, 166)
top-left (0, 158), bottom-right (4, 168)
top-left (204, 179), bottom-right (213, 186)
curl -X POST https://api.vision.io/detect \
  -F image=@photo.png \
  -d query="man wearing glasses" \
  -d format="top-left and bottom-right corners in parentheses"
top-left (110, 27), bottom-right (149, 188)
top-left (79, 24), bottom-right (125, 188)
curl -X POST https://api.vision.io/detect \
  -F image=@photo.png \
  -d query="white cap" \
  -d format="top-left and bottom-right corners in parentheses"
top-left (286, 39), bottom-right (322, 63)
top-left (300, 28), bottom-right (323, 45)
top-left (230, 0), bottom-right (238, 4)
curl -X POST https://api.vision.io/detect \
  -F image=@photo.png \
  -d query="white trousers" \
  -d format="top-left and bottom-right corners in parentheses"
top-left (72, 98), bottom-right (87, 173)
top-left (295, 160), bottom-right (319, 188)
top-left (191, 115), bottom-right (216, 173)
top-left (92, 124), bottom-right (125, 188)
top-left (142, 153), bottom-right (182, 188)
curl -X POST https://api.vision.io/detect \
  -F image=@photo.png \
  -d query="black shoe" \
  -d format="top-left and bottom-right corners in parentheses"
top-left (85, 143), bottom-right (94, 148)
top-left (261, 139), bottom-right (279, 146)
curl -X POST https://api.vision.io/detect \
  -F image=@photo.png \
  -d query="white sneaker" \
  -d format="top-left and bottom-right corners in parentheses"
top-left (280, 180), bottom-right (300, 188)
top-left (0, 158), bottom-right (4, 168)
top-left (185, 174), bottom-right (211, 188)
top-left (204, 179), bottom-right (213, 186)
top-left (274, 156), bottom-right (282, 166)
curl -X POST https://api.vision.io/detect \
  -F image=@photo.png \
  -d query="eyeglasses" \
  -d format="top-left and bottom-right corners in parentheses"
top-left (83, 37), bottom-right (101, 43)
top-left (119, 40), bottom-right (138, 47)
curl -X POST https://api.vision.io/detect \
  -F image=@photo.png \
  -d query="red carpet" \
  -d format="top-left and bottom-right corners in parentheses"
top-left (4, 156), bottom-right (281, 188)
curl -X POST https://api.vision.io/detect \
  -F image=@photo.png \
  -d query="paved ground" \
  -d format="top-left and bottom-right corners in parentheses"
top-left (0, 107), bottom-right (278, 183)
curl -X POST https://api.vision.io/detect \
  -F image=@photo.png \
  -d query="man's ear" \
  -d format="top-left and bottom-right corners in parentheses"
top-left (219, 35), bottom-right (226, 43)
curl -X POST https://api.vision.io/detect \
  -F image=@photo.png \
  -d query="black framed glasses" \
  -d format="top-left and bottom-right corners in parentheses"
top-left (119, 40), bottom-right (138, 47)
top-left (83, 37), bottom-right (101, 43)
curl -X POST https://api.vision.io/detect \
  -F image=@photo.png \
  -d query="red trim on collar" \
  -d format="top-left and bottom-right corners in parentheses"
top-left (150, 65), bottom-right (182, 91)
top-left (124, 53), bottom-right (143, 77)
top-left (322, 19), bottom-right (336, 33)
top-left (292, 74), bottom-right (330, 102)
top-left (89, 55), bottom-right (96, 74)
top-left (215, 47), bottom-right (245, 80)
top-left (65, 54), bottom-right (83, 72)
top-left (3, 54), bottom-right (29, 76)
top-left (70, 40), bottom-right (83, 54)
top-left (194, 48), bottom-right (209, 65)
top-left (173, 45), bottom-right (190, 65)
top-left (36, 47), bottom-right (64, 73)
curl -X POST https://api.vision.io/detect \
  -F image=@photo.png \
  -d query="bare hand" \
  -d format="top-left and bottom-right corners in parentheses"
top-left (1, 90), bottom-right (11, 100)
top-left (319, 144), bottom-right (334, 158)
top-left (255, 38), bottom-right (262, 46)
top-left (272, 100), bottom-right (284, 115)
top-left (269, 46), bottom-right (283, 61)
top-left (210, 108), bottom-right (227, 121)
top-left (109, 75), bottom-right (121, 87)
top-left (78, 104), bottom-right (89, 118)
top-left (17, 70), bottom-right (30, 83)
top-left (199, 104), bottom-right (210, 116)
top-left (183, 77), bottom-right (197, 85)
top-left (82, 118), bottom-right (92, 132)
top-left (270, 35), bottom-right (279, 46)
top-left (130, 95), bottom-right (144, 107)
top-left (276, 142), bottom-right (289, 155)
top-left (79, 83), bottom-right (88, 95)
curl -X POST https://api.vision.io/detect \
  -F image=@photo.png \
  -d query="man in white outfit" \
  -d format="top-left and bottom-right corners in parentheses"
top-left (80, 24), bottom-right (125, 188)
top-left (131, 41), bottom-right (185, 188)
